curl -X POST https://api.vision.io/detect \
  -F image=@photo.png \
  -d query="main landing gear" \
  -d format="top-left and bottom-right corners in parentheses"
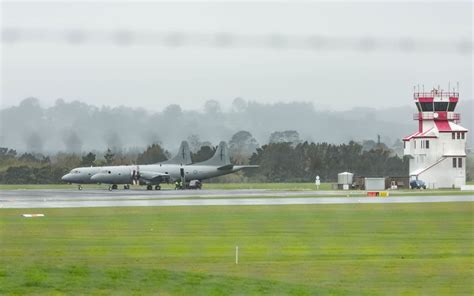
top-left (123, 184), bottom-right (130, 190)
top-left (146, 185), bottom-right (161, 190)
top-left (108, 184), bottom-right (118, 191)
top-left (78, 185), bottom-right (83, 190)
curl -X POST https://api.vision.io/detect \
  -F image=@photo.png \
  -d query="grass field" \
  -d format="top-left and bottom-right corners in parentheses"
top-left (1, 203), bottom-right (472, 295)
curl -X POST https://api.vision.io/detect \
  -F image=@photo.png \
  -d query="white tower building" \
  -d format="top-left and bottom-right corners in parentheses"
top-left (403, 88), bottom-right (468, 188)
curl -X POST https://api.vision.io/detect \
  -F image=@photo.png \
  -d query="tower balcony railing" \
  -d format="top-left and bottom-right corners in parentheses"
top-left (413, 91), bottom-right (458, 100)
top-left (413, 112), bottom-right (461, 121)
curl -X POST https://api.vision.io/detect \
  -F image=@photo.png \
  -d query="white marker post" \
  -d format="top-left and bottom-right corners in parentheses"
top-left (235, 246), bottom-right (239, 264)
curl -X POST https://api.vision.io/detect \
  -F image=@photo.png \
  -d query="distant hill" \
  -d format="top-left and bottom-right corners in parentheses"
top-left (0, 98), bottom-right (472, 153)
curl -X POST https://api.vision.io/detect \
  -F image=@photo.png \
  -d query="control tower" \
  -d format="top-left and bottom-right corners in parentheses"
top-left (403, 87), bottom-right (468, 188)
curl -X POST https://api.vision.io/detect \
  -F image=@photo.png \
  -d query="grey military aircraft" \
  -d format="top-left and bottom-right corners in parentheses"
top-left (90, 141), bottom-right (258, 190)
top-left (61, 141), bottom-right (192, 190)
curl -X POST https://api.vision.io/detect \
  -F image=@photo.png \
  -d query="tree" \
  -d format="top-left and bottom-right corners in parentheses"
top-left (192, 145), bottom-right (216, 163)
top-left (104, 148), bottom-right (115, 165)
top-left (269, 130), bottom-right (301, 146)
top-left (25, 132), bottom-right (44, 152)
top-left (63, 131), bottom-right (82, 153)
top-left (18, 153), bottom-right (42, 163)
top-left (136, 144), bottom-right (168, 164)
top-left (231, 97), bottom-right (247, 112)
top-left (81, 152), bottom-right (96, 166)
top-left (187, 134), bottom-right (202, 153)
top-left (248, 142), bottom-right (304, 182)
top-left (162, 104), bottom-right (182, 118)
top-left (55, 153), bottom-right (81, 169)
top-left (204, 100), bottom-right (221, 114)
top-left (105, 132), bottom-right (122, 153)
top-left (229, 130), bottom-right (258, 164)
top-left (0, 147), bottom-right (17, 161)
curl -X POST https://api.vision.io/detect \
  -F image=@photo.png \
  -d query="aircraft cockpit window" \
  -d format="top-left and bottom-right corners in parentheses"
top-left (108, 171), bottom-right (111, 174)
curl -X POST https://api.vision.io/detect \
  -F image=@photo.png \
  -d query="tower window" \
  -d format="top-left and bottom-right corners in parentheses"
top-left (458, 158), bottom-right (462, 168)
top-left (434, 102), bottom-right (448, 111)
top-left (447, 102), bottom-right (457, 111)
top-left (452, 132), bottom-right (455, 139)
top-left (415, 102), bottom-right (421, 112)
top-left (452, 158), bottom-right (457, 168)
top-left (420, 102), bottom-right (434, 112)
top-left (426, 140), bottom-right (429, 149)
top-left (461, 132), bottom-right (465, 140)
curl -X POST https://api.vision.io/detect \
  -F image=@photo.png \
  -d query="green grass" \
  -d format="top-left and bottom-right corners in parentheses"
top-left (0, 203), bottom-right (472, 295)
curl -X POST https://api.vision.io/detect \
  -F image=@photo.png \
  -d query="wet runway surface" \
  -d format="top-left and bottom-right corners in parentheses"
top-left (0, 189), bottom-right (472, 209)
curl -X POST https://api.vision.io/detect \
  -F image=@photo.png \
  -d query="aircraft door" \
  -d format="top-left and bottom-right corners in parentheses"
top-left (131, 165), bottom-right (140, 185)
top-left (180, 168), bottom-right (186, 186)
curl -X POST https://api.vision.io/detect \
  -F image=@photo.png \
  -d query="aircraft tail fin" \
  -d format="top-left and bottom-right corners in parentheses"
top-left (161, 141), bottom-right (192, 165)
top-left (197, 141), bottom-right (231, 166)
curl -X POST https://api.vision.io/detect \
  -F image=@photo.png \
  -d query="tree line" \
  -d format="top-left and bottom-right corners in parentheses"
top-left (247, 141), bottom-right (409, 182)
top-left (0, 140), bottom-right (412, 184)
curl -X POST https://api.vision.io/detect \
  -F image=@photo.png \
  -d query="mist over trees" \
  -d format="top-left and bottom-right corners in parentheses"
top-left (1, 97), bottom-right (473, 154)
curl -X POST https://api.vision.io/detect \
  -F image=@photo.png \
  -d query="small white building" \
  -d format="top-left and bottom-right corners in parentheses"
top-left (403, 88), bottom-right (468, 188)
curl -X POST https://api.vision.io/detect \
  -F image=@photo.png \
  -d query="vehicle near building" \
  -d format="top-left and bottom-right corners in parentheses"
top-left (410, 179), bottom-right (427, 189)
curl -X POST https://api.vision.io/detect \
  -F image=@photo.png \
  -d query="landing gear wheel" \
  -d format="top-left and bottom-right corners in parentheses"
top-left (124, 185), bottom-right (130, 190)
top-left (147, 185), bottom-right (153, 190)
top-left (112, 184), bottom-right (118, 190)
top-left (155, 185), bottom-right (161, 190)
top-left (108, 186), bottom-right (113, 191)
top-left (78, 185), bottom-right (83, 190)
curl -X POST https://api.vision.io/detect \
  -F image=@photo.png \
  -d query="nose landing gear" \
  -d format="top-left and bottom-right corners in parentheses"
top-left (78, 185), bottom-right (82, 190)
top-left (108, 184), bottom-right (119, 191)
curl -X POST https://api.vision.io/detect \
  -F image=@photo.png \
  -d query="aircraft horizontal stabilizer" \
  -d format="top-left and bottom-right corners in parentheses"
top-left (234, 165), bottom-right (259, 169)
top-left (217, 164), bottom-right (259, 171)
top-left (217, 164), bottom-right (234, 171)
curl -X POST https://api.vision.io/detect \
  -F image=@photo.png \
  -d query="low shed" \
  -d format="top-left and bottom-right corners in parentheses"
top-left (365, 178), bottom-right (386, 191)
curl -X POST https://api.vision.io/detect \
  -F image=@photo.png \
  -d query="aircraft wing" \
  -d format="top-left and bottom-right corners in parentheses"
top-left (139, 170), bottom-right (170, 182)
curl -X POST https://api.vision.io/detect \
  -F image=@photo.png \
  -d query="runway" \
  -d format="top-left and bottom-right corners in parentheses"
top-left (0, 189), bottom-right (472, 209)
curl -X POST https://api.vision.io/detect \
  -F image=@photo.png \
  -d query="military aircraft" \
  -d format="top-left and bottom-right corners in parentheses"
top-left (61, 141), bottom-right (192, 190)
top-left (60, 166), bottom-right (114, 190)
top-left (90, 141), bottom-right (258, 190)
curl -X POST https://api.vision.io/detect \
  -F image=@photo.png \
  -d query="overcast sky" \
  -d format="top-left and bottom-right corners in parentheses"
top-left (1, 1), bottom-right (472, 111)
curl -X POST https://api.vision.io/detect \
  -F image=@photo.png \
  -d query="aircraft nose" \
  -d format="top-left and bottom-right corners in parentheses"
top-left (61, 174), bottom-right (72, 182)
